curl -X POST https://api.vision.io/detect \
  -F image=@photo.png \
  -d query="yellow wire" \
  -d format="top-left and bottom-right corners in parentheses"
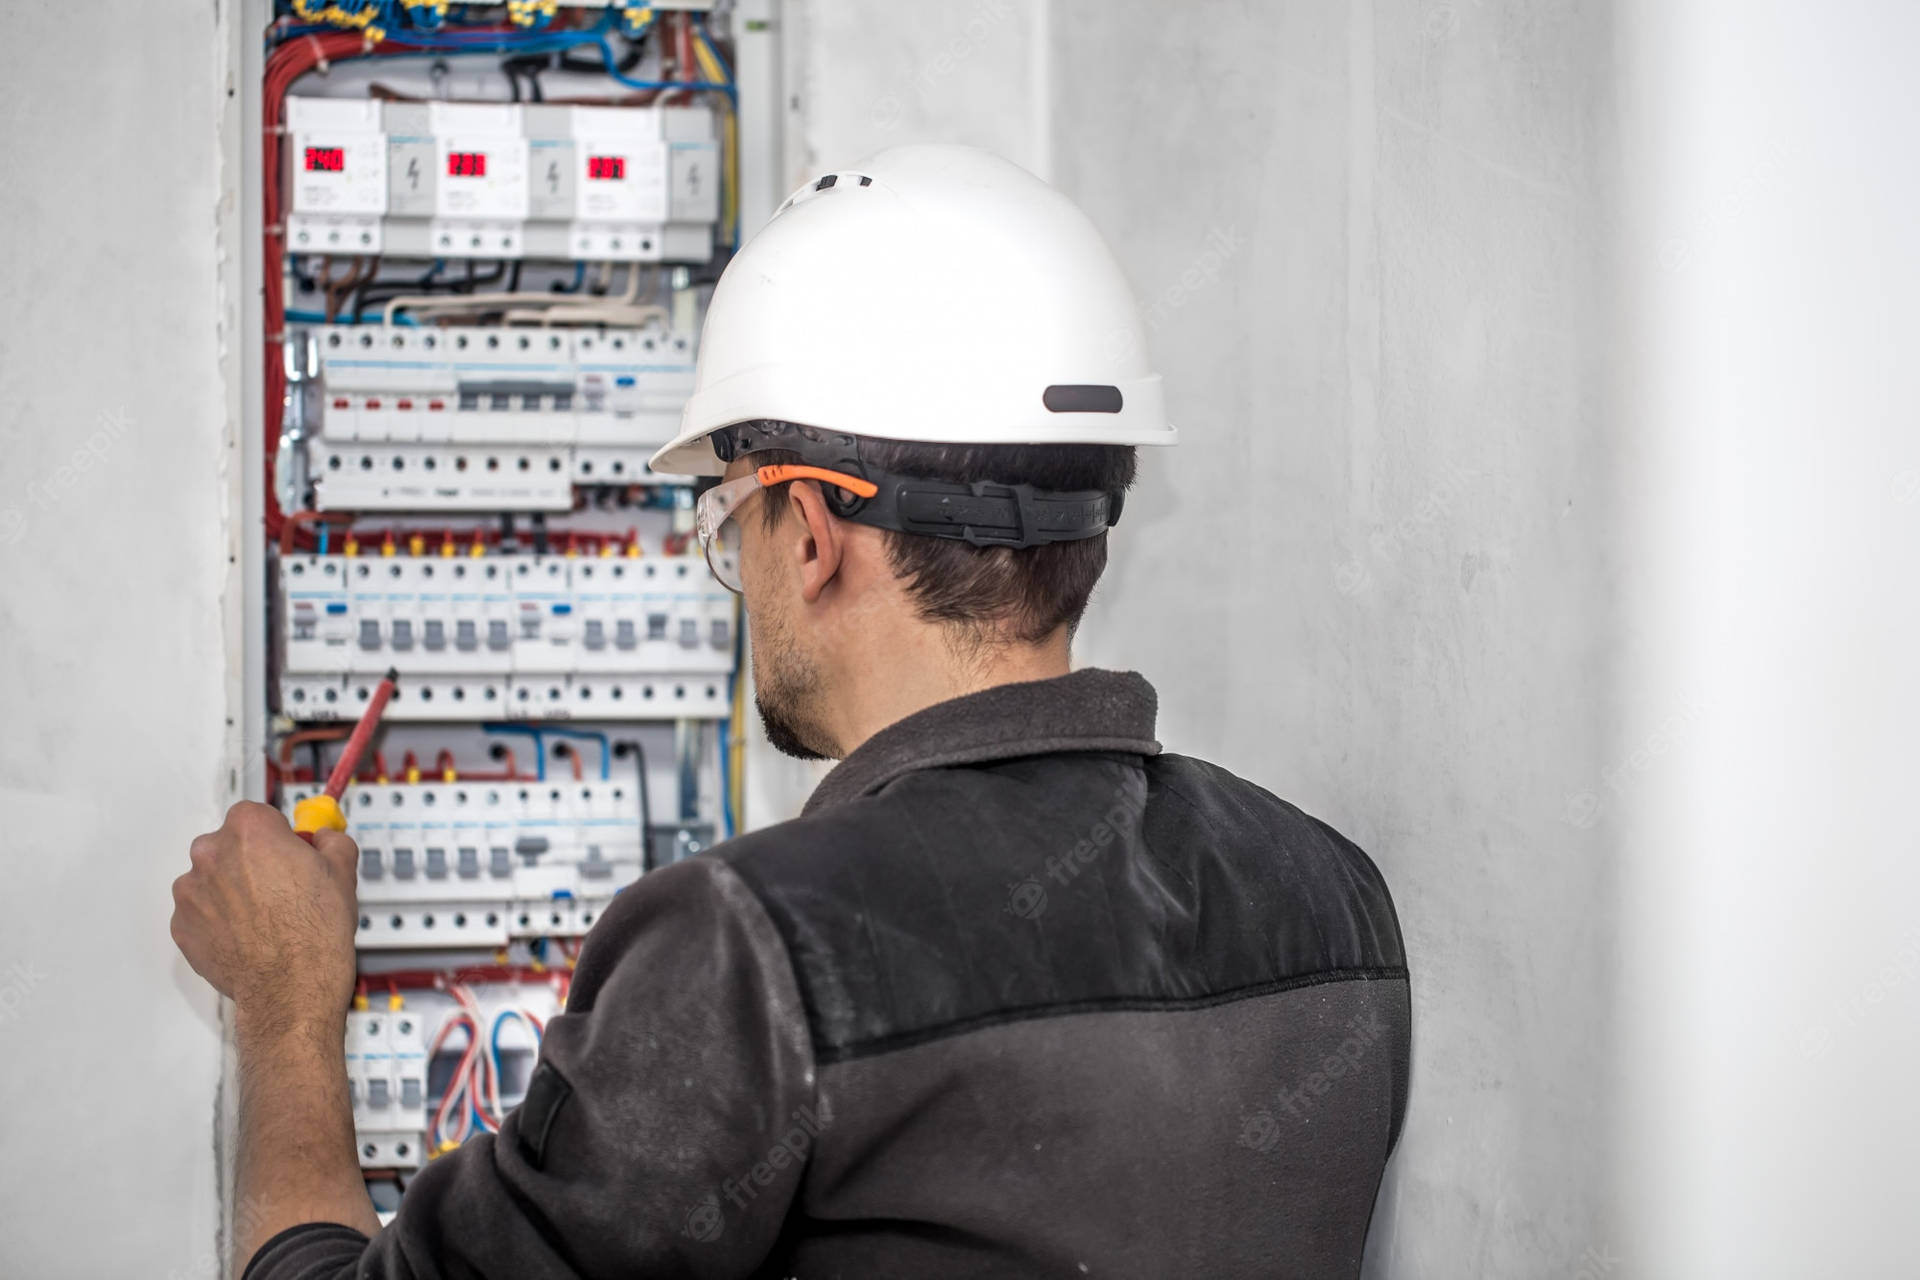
top-left (690, 29), bottom-right (740, 245)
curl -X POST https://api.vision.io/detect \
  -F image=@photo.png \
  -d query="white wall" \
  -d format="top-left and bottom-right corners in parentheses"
top-left (1615, 2), bottom-right (1920, 1274)
top-left (0, 3), bottom-right (240, 1275)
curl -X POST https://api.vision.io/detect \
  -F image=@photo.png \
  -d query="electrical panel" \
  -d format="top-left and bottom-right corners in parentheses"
top-left (285, 98), bottom-right (720, 262)
top-left (260, 1), bottom-right (748, 1199)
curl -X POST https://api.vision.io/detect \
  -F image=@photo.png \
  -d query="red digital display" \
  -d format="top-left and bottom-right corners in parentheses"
top-left (304, 146), bottom-right (346, 173)
top-left (447, 151), bottom-right (488, 178)
top-left (587, 155), bottom-right (626, 181)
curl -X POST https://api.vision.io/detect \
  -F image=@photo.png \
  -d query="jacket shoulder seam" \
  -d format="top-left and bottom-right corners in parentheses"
top-left (815, 965), bottom-right (1411, 1065)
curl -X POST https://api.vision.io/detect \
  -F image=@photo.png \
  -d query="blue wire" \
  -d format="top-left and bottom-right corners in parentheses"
top-left (488, 1009), bottom-right (542, 1116)
top-left (318, 523), bottom-right (331, 555)
top-left (718, 716), bottom-right (733, 840)
top-left (482, 724), bottom-right (547, 781)
top-left (284, 309), bottom-right (417, 326)
top-left (593, 35), bottom-right (736, 100)
top-left (721, 596), bottom-right (745, 838)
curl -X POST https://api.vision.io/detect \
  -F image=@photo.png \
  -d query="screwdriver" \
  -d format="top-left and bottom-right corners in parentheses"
top-left (291, 668), bottom-right (399, 842)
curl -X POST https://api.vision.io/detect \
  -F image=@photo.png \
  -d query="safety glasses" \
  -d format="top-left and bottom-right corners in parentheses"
top-left (695, 463), bottom-right (879, 593)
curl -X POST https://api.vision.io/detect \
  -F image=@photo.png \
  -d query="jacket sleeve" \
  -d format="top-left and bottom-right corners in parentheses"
top-left (243, 856), bottom-right (818, 1280)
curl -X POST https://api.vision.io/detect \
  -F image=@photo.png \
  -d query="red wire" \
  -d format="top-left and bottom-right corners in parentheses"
top-left (279, 509), bottom-right (354, 555)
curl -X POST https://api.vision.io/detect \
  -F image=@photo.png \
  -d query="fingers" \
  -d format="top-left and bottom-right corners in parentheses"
top-left (311, 827), bottom-right (360, 881)
top-left (226, 798), bottom-right (293, 835)
top-left (188, 832), bottom-right (223, 870)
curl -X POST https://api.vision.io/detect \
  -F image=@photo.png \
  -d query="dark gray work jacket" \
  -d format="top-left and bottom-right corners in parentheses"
top-left (249, 669), bottom-right (1411, 1279)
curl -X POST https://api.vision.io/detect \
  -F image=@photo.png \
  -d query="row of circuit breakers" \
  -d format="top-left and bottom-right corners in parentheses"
top-left (278, 549), bottom-right (739, 720)
top-left (285, 97), bottom-right (720, 261)
top-left (282, 776), bottom-right (641, 950)
top-left (305, 323), bottom-right (693, 509)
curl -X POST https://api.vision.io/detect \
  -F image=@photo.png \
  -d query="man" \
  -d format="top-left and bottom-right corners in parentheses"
top-left (173, 145), bottom-right (1410, 1279)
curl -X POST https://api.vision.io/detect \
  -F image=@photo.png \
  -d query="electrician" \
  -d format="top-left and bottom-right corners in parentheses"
top-left (171, 144), bottom-right (1410, 1280)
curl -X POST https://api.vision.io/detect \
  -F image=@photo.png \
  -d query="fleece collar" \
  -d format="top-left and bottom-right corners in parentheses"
top-left (803, 668), bottom-right (1162, 816)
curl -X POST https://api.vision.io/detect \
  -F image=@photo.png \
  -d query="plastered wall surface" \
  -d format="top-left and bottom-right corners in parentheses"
top-left (0, 3), bottom-right (238, 1275)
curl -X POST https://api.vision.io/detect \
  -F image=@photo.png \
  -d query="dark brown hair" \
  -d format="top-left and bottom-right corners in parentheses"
top-left (754, 439), bottom-right (1137, 645)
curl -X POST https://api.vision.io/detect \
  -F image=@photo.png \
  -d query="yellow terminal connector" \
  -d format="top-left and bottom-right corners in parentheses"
top-left (404, 760), bottom-right (421, 785)
top-left (409, 533), bottom-right (425, 557)
top-left (344, 534), bottom-right (360, 557)
top-left (388, 990), bottom-right (405, 1011)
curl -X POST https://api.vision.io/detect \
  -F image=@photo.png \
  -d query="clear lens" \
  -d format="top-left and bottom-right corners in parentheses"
top-left (696, 472), bottom-right (767, 595)
top-left (704, 515), bottom-right (743, 593)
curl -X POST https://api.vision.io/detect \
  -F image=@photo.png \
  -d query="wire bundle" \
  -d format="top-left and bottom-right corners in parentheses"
top-left (428, 986), bottom-right (549, 1153)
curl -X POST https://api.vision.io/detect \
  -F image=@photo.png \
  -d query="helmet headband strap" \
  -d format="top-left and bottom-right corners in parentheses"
top-left (711, 420), bottom-right (1124, 549)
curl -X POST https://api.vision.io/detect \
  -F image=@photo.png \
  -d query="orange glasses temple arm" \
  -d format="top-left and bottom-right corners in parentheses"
top-left (755, 464), bottom-right (880, 499)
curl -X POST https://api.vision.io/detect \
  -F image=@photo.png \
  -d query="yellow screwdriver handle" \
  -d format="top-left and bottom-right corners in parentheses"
top-left (292, 793), bottom-right (348, 838)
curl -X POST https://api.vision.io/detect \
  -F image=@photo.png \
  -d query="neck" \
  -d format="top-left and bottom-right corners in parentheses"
top-left (822, 626), bottom-right (1071, 758)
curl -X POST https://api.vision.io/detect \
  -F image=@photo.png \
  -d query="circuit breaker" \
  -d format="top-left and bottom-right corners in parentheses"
top-left (277, 551), bottom-right (736, 718)
top-left (304, 323), bottom-right (697, 508)
top-left (348, 1009), bottom-right (429, 1168)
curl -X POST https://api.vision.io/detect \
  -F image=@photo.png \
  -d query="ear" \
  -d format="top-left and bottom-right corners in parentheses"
top-left (784, 480), bottom-right (847, 604)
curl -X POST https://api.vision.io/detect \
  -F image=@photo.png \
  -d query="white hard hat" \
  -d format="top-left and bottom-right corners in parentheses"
top-left (648, 143), bottom-right (1176, 477)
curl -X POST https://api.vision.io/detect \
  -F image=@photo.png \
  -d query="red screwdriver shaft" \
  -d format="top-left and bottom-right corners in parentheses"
top-left (325, 667), bottom-right (399, 798)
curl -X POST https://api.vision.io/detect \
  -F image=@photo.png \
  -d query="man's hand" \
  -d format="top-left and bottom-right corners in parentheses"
top-left (170, 800), bottom-right (359, 1026)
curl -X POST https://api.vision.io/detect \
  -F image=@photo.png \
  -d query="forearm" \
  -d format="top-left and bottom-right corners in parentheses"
top-left (233, 1004), bottom-right (381, 1274)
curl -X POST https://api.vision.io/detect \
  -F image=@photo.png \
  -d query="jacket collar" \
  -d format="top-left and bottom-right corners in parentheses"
top-left (803, 668), bottom-right (1162, 816)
